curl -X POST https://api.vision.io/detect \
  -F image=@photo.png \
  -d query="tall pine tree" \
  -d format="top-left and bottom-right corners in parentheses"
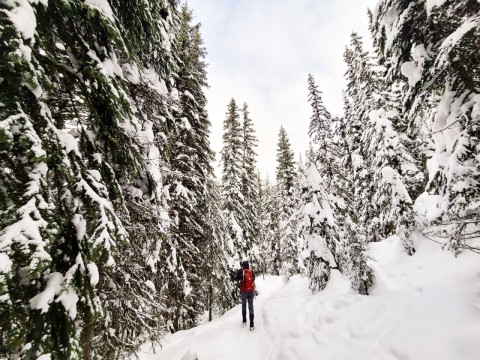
top-left (275, 127), bottom-right (300, 277)
top-left (0, 0), bottom-right (159, 358)
top-left (240, 103), bottom-right (260, 264)
top-left (371, 0), bottom-right (479, 254)
top-left (221, 99), bottom-right (249, 261)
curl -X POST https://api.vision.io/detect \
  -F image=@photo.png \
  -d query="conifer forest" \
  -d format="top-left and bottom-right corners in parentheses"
top-left (0, 0), bottom-right (479, 359)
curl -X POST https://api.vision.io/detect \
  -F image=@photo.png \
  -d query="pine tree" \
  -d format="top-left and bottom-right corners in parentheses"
top-left (160, 3), bottom-right (216, 331)
top-left (221, 99), bottom-right (249, 260)
top-left (0, 1), bottom-right (188, 358)
top-left (342, 33), bottom-right (379, 240)
top-left (371, 0), bottom-right (479, 254)
top-left (0, 1), bottom-right (150, 358)
top-left (343, 32), bottom-right (423, 254)
top-left (335, 115), bottom-right (374, 295)
top-left (298, 76), bottom-right (343, 292)
top-left (276, 127), bottom-right (296, 192)
top-left (275, 127), bottom-right (299, 276)
top-left (297, 157), bottom-right (336, 292)
top-left (201, 178), bottom-right (236, 322)
top-left (256, 175), bottom-right (281, 276)
top-left (96, 1), bottom-right (181, 356)
top-left (240, 103), bottom-right (260, 264)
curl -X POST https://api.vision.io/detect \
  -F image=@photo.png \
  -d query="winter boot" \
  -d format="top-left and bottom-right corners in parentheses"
top-left (250, 321), bottom-right (254, 331)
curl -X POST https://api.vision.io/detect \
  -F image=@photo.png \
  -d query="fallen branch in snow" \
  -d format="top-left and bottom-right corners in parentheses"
top-left (421, 221), bottom-right (480, 255)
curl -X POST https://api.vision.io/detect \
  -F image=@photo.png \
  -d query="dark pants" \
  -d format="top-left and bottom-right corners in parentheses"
top-left (241, 291), bottom-right (254, 324)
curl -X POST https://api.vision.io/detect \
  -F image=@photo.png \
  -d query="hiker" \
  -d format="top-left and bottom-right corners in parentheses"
top-left (235, 260), bottom-right (256, 330)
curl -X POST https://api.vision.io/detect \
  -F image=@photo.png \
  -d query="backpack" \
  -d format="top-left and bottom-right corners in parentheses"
top-left (241, 269), bottom-right (255, 292)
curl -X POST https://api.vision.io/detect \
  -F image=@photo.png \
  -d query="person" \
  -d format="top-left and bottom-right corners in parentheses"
top-left (234, 260), bottom-right (255, 330)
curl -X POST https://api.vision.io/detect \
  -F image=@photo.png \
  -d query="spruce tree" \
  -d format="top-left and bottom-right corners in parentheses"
top-left (299, 76), bottom-right (342, 292)
top-left (0, 1), bottom-right (148, 358)
top-left (335, 115), bottom-right (374, 295)
top-left (371, 0), bottom-right (479, 254)
top-left (342, 33), bottom-right (379, 240)
top-left (240, 103), bottom-right (260, 264)
top-left (96, 1), bottom-right (180, 356)
top-left (276, 127), bottom-right (296, 192)
top-left (256, 175), bottom-right (281, 276)
top-left (343, 32), bottom-right (423, 254)
top-left (201, 178), bottom-right (236, 321)
top-left (0, 0), bottom-right (184, 358)
top-left (275, 127), bottom-right (299, 277)
top-left (221, 99), bottom-right (249, 261)
top-left (160, 3), bottom-right (216, 331)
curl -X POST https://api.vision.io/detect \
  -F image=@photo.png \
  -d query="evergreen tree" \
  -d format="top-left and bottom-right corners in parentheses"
top-left (343, 32), bottom-right (422, 254)
top-left (256, 175), bottom-right (281, 276)
top-left (240, 103), bottom-right (260, 264)
top-left (276, 127), bottom-right (296, 192)
top-left (96, 1), bottom-right (180, 356)
top-left (201, 178), bottom-right (236, 322)
top-left (298, 75), bottom-right (351, 292)
top-left (275, 127), bottom-right (299, 276)
top-left (160, 3), bottom-right (216, 331)
top-left (0, 1), bottom-right (152, 358)
top-left (297, 158), bottom-right (336, 292)
top-left (371, 0), bottom-right (479, 254)
top-left (308, 74), bottom-right (333, 155)
top-left (342, 33), bottom-right (379, 241)
top-left (221, 99), bottom-right (249, 260)
top-left (335, 115), bottom-right (374, 295)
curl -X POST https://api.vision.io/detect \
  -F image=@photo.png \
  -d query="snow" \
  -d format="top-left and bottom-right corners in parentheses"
top-left (29, 272), bottom-right (64, 313)
top-left (0, 252), bottom-right (13, 273)
top-left (412, 44), bottom-right (428, 61)
top-left (36, 355), bottom-right (51, 360)
top-left (87, 262), bottom-right (99, 286)
top-left (0, 197), bottom-right (51, 269)
top-left (426, 0), bottom-right (448, 15)
top-left (230, 214), bottom-right (244, 242)
top-left (72, 214), bottom-right (86, 241)
top-left (102, 52), bottom-right (124, 79)
top-left (84, 0), bottom-right (115, 22)
top-left (5, 0), bottom-right (37, 40)
top-left (57, 129), bottom-right (79, 155)
top-left (400, 61), bottom-right (422, 87)
top-left (436, 18), bottom-right (478, 68)
top-left (145, 280), bottom-right (156, 292)
top-left (55, 42), bottom-right (65, 51)
top-left (376, 3), bottom-right (414, 53)
top-left (55, 287), bottom-right (79, 319)
top-left (400, 43), bottom-right (428, 87)
top-left (133, 235), bottom-right (480, 360)
top-left (122, 63), bottom-right (141, 84)
top-left (414, 192), bottom-right (443, 222)
top-left (381, 166), bottom-right (412, 204)
top-left (141, 68), bottom-right (169, 95)
top-left (19, 44), bottom-right (32, 61)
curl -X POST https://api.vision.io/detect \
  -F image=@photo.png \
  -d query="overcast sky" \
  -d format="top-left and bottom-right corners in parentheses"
top-left (186, 0), bottom-right (379, 180)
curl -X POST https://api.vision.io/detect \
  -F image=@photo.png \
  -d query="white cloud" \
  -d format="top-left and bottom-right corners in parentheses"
top-left (187, 0), bottom-right (379, 180)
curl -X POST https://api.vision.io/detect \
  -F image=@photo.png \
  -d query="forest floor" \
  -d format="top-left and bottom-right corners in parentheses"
top-left (133, 235), bottom-right (480, 360)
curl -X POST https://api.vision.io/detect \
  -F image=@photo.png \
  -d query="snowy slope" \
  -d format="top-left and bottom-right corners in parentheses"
top-left (134, 235), bottom-right (480, 360)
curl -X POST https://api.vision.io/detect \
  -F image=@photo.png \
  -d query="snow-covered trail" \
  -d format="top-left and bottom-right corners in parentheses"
top-left (134, 235), bottom-right (480, 360)
top-left (135, 276), bottom-right (287, 360)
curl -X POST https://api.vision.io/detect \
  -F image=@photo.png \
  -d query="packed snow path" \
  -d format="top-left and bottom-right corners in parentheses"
top-left (134, 236), bottom-right (480, 360)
